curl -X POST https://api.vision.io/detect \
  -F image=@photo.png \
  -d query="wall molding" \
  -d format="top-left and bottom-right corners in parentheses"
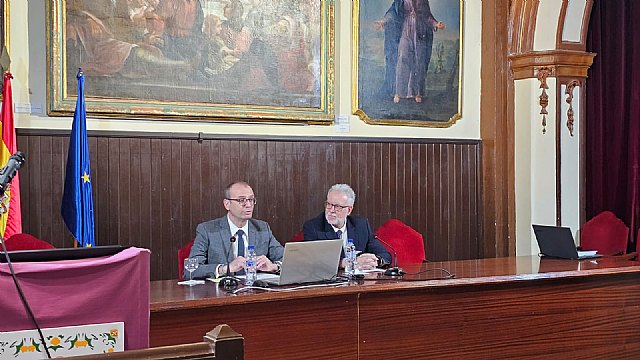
top-left (510, 50), bottom-right (596, 80)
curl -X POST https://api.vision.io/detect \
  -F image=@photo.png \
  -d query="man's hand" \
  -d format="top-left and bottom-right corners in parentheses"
top-left (227, 256), bottom-right (246, 273)
top-left (255, 255), bottom-right (278, 272)
top-left (435, 21), bottom-right (446, 30)
top-left (356, 253), bottom-right (378, 270)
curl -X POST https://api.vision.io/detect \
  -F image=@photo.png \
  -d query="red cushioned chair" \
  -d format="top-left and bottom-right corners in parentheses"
top-left (3, 233), bottom-right (55, 251)
top-left (580, 211), bottom-right (629, 256)
top-left (177, 239), bottom-right (194, 281)
top-left (375, 219), bottom-right (426, 266)
top-left (288, 231), bottom-right (305, 242)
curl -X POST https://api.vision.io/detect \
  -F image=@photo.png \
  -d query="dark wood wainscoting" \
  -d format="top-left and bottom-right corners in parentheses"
top-left (17, 131), bottom-right (482, 280)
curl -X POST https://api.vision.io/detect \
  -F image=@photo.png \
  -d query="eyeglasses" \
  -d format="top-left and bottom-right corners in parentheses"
top-left (324, 201), bottom-right (351, 211)
top-left (226, 198), bottom-right (257, 206)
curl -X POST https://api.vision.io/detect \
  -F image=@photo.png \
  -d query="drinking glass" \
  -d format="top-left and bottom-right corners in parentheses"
top-left (184, 258), bottom-right (199, 286)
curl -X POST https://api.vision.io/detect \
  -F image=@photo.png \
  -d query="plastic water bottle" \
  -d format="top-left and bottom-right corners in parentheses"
top-left (345, 239), bottom-right (356, 276)
top-left (245, 245), bottom-right (257, 286)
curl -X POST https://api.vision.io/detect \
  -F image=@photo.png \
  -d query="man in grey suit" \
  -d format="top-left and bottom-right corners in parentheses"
top-left (187, 181), bottom-right (284, 280)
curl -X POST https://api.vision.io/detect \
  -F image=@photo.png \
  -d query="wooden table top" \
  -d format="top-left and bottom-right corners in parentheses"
top-left (150, 256), bottom-right (640, 312)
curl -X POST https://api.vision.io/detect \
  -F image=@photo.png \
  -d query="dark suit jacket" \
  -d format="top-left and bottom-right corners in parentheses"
top-left (302, 212), bottom-right (392, 264)
top-left (187, 216), bottom-right (284, 279)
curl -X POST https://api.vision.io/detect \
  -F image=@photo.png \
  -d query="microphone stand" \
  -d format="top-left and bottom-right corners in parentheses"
top-left (219, 236), bottom-right (240, 289)
top-left (374, 235), bottom-right (405, 276)
top-left (0, 152), bottom-right (51, 357)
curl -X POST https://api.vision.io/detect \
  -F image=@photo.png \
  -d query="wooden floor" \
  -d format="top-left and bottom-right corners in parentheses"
top-left (150, 256), bottom-right (640, 359)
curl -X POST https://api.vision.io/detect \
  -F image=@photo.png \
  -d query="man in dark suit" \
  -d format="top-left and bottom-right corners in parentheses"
top-left (303, 184), bottom-right (391, 270)
top-left (187, 181), bottom-right (283, 279)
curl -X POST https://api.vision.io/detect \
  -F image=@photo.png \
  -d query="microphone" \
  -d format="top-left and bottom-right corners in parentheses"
top-left (374, 234), bottom-right (405, 277)
top-left (219, 236), bottom-right (240, 289)
top-left (0, 151), bottom-right (25, 193)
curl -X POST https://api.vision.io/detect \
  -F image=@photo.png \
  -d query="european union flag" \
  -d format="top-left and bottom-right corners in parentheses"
top-left (61, 70), bottom-right (95, 247)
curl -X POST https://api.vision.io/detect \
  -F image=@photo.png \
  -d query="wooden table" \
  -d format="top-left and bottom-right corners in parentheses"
top-left (150, 256), bottom-right (640, 359)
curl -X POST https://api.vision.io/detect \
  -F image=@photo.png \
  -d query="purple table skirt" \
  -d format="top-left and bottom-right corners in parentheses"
top-left (0, 247), bottom-right (150, 349)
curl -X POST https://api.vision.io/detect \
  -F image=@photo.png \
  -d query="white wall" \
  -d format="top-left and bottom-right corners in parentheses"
top-left (560, 83), bottom-right (581, 241)
top-left (515, 0), bottom-right (586, 254)
top-left (534, 0), bottom-right (563, 51)
top-left (514, 76), bottom-right (562, 256)
top-left (514, 78), bottom-right (534, 256)
top-left (10, 0), bottom-right (481, 139)
top-left (562, 0), bottom-right (587, 43)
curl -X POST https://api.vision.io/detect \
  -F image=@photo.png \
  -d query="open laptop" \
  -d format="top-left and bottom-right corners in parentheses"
top-left (532, 224), bottom-right (601, 260)
top-left (262, 239), bottom-right (343, 286)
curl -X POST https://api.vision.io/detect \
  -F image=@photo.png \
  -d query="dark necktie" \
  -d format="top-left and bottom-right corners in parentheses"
top-left (336, 230), bottom-right (342, 239)
top-left (236, 229), bottom-right (245, 257)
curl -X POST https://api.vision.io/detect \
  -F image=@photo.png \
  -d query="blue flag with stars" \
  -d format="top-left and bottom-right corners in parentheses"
top-left (61, 70), bottom-right (95, 247)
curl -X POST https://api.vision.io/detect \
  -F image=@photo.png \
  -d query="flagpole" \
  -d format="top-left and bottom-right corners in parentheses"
top-left (62, 69), bottom-right (96, 248)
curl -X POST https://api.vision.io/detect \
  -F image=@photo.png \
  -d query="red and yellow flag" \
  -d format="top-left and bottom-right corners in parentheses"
top-left (0, 72), bottom-right (22, 239)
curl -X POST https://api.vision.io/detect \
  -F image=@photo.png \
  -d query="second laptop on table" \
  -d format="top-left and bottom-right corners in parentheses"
top-left (532, 224), bottom-right (601, 260)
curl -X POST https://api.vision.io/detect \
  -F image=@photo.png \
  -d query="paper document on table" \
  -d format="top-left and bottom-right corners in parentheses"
top-left (577, 250), bottom-right (598, 258)
top-left (208, 273), bottom-right (280, 282)
top-left (355, 268), bottom-right (384, 274)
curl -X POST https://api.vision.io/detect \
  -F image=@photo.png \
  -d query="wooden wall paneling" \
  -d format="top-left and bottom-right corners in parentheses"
top-left (263, 141), bottom-right (277, 226)
top-left (355, 142), bottom-right (367, 220)
top-left (305, 142), bottom-right (318, 220)
top-left (371, 142), bottom-right (382, 231)
top-left (380, 143), bottom-right (391, 223)
top-left (410, 143), bottom-right (420, 228)
top-left (138, 138), bottom-right (152, 256)
top-left (198, 139), bottom-right (210, 227)
top-left (19, 135), bottom-right (29, 233)
top-left (95, 137), bottom-right (109, 248)
top-left (445, 144), bottom-right (455, 259)
top-left (51, 136), bottom-right (65, 246)
top-left (107, 138), bottom-right (120, 246)
top-left (432, 144), bottom-right (443, 260)
top-left (159, 139), bottom-right (174, 278)
top-left (39, 136), bottom-right (53, 243)
top-left (396, 143), bottom-right (406, 221)
top-left (119, 138), bottom-right (132, 248)
top-left (436, 143), bottom-right (446, 260)
top-left (466, 144), bottom-right (479, 259)
top-left (452, 144), bottom-right (463, 259)
top-left (293, 141), bottom-right (306, 238)
top-left (149, 139), bottom-right (163, 277)
top-left (424, 143), bottom-right (434, 260)
top-left (24, 136), bottom-right (36, 238)
top-left (16, 133), bottom-right (481, 280)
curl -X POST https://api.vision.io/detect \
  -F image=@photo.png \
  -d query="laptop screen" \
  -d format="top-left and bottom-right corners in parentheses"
top-left (532, 224), bottom-right (580, 259)
top-left (273, 239), bottom-right (343, 285)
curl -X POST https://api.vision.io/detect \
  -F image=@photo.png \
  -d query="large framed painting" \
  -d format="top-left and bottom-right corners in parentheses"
top-left (352, 0), bottom-right (462, 127)
top-left (46, 0), bottom-right (334, 124)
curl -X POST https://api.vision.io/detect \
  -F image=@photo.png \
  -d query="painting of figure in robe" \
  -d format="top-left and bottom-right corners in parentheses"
top-left (354, 0), bottom-right (461, 126)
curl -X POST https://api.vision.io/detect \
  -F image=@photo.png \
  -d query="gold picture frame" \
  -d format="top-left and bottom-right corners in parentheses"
top-left (352, 0), bottom-right (462, 127)
top-left (46, 0), bottom-right (334, 124)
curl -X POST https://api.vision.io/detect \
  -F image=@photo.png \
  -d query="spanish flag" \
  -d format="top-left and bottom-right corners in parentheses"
top-left (0, 72), bottom-right (22, 239)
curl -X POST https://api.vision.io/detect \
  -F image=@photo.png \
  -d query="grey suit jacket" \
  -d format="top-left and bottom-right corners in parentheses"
top-left (186, 216), bottom-right (284, 279)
